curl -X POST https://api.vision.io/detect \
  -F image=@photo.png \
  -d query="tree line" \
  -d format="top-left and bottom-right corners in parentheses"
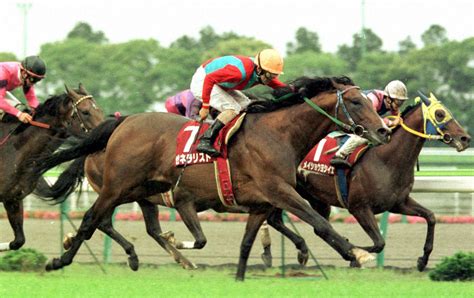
top-left (1, 22), bottom-right (473, 135)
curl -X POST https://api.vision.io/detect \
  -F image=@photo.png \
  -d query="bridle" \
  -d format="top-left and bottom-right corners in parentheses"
top-left (70, 94), bottom-right (99, 133)
top-left (302, 85), bottom-right (367, 136)
top-left (390, 98), bottom-right (455, 144)
top-left (334, 86), bottom-right (366, 136)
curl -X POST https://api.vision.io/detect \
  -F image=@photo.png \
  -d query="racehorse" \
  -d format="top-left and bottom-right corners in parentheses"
top-left (34, 76), bottom-right (391, 280)
top-left (263, 92), bottom-right (470, 271)
top-left (0, 84), bottom-right (104, 252)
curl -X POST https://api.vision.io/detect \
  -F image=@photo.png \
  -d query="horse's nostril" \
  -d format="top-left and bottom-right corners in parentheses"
top-left (461, 136), bottom-right (471, 144)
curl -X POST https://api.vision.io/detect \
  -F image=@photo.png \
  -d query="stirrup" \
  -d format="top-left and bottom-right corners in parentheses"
top-left (197, 142), bottom-right (221, 157)
top-left (330, 157), bottom-right (352, 169)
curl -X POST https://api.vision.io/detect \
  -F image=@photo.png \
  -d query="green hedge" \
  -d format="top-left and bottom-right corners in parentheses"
top-left (0, 248), bottom-right (47, 272)
top-left (429, 251), bottom-right (474, 281)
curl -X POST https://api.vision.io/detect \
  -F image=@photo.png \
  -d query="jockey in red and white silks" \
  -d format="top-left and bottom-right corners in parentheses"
top-left (190, 49), bottom-right (287, 157)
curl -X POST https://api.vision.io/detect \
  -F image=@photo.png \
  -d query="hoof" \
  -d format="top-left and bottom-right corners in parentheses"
top-left (351, 248), bottom-right (375, 265)
top-left (182, 260), bottom-right (198, 270)
top-left (63, 233), bottom-right (74, 250)
top-left (297, 251), bottom-right (308, 266)
top-left (128, 256), bottom-right (139, 271)
top-left (417, 257), bottom-right (427, 272)
top-left (261, 252), bottom-right (272, 268)
top-left (45, 258), bottom-right (59, 271)
top-left (349, 260), bottom-right (362, 268)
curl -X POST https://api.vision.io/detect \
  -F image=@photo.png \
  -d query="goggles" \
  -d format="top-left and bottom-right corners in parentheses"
top-left (263, 71), bottom-right (278, 80)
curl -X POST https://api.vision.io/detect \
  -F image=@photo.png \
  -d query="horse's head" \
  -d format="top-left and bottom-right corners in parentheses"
top-left (64, 84), bottom-right (104, 137)
top-left (329, 78), bottom-right (390, 146)
top-left (416, 91), bottom-right (470, 152)
top-left (32, 84), bottom-right (104, 138)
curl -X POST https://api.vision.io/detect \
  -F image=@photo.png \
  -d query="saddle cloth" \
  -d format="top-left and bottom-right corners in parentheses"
top-left (172, 113), bottom-right (247, 207)
top-left (298, 131), bottom-right (369, 178)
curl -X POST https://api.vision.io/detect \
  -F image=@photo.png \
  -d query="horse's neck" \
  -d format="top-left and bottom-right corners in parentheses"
top-left (378, 106), bottom-right (426, 166)
top-left (259, 99), bottom-right (336, 160)
top-left (7, 123), bottom-right (65, 165)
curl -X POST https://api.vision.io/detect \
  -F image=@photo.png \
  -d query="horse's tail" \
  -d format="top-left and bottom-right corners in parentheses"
top-left (35, 116), bottom-right (127, 175)
top-left (34, 156), bottom-right (86, 204)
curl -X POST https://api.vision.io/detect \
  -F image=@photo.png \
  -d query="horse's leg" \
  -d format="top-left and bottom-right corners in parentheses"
top-left (138, 200), bottom-right (197, 269)
top-left (349, 207), bottom-right (386, 253)
top-left (390, 196), bottom-right (436, 272)
top-left (169, 202), bottom-right (208, 250)
top-left (266, 209), bottom-right (309, 266)
top-left (236, 212), bottom-right (270, 281)
top-left (259, 221), bottom-right (272, 267)
top-left (308, 200), bottom-right (332, 220)
top-left (1, 200), bottom-right (25, 251)
top-left (95, 210), bottom-right (139, 271)
top-left (265, 184), bottom-right (372, 265)
top-left (46, 192), bottom-right (117, 271)
top-left (297, 182), bottom-right (332, 220)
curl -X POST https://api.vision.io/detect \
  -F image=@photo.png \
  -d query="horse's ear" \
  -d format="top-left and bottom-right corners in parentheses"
top-left (65, 83), bottom-right (80, 98)
top-left (78, 83), bottom-right (88, 95)
top-left (417, 90), bottom-right (431, 106)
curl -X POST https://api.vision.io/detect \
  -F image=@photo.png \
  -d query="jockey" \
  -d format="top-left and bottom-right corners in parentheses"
top-left (0, 56), bottom-right (46, 123)
top-left (331, 80), bottom-right (408, 168)
top-left (165, 89), bottom-right (202, 120)
top-left (191, 48), bottom-right (287, 157)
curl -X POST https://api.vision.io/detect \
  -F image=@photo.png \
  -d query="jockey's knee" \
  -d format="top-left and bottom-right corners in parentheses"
top-left (217, 109), bottom-right (238, 124)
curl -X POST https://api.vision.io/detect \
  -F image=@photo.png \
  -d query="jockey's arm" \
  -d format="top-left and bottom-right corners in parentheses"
top-left (201, 65), bottom-right (242, 108)
top-left (266, 77), bottom-right (287, 89)
top-left (23, 86), bottom-right (39, 110)
top-left (0, 87), bottom-right (22, 117)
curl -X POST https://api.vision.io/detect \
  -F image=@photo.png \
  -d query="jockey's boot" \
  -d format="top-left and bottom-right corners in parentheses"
top-left (330, 156), bottom-right (352, 169)
top-left (197, 119), bottom-right (225, 157)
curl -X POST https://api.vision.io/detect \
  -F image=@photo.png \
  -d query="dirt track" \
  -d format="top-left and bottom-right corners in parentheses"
top-left (1, 218), bottom-right (472, 270)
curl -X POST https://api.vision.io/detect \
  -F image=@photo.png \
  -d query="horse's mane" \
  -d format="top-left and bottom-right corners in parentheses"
top-left (245, 76), bottom-right (355, 113)
top-left (13, 93), bottom-right (72, 135)
top-left (385, 102), bottom-right (422, 134)
top-left (401, 101), bottom-right (422, 118)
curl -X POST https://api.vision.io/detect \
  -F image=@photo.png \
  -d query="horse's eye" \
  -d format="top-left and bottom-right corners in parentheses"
top-left (82, 110), bottom-right (91, 116)
top-left (435, 110), bottom-right (445, 122)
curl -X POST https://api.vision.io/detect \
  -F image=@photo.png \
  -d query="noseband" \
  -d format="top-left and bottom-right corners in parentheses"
top-left (334, 86), bottom-right (366, 136)
top-left (70, 95), bottom-right (98, 133)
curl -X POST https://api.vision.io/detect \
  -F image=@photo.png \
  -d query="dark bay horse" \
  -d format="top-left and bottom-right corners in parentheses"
top-left (265, 92), bottom-right (470, 271)
top-left (0, 84), bottom-right (103, 252)
top-left (35, 76), bottom-right (391, 280)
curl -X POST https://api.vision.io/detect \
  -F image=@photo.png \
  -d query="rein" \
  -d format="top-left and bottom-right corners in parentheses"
top-left (303, 85), bottom-right (365, 135)
top-left (387, 113), bottom-right (449, 142)
top-left (0, 119), bottom-right (51, 147)
top-left (399, 118), bottom-right (443, 140)
top-left (0, 93), bottom-right (94, 148)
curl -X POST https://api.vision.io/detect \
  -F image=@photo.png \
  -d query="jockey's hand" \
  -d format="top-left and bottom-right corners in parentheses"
top-left (391, 117), bottom-right (401, 127)
top-left (199, 107), bottom-right (209, 121)
top-left (18, 112), bottom-right (32, 123)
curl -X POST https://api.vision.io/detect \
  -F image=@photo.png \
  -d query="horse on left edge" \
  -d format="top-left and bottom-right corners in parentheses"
top-left (0, 84), bottom-right (104, 251)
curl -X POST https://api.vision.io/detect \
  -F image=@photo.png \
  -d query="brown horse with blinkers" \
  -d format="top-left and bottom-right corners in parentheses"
top-left (262, 92), bottom-right (471, 271)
